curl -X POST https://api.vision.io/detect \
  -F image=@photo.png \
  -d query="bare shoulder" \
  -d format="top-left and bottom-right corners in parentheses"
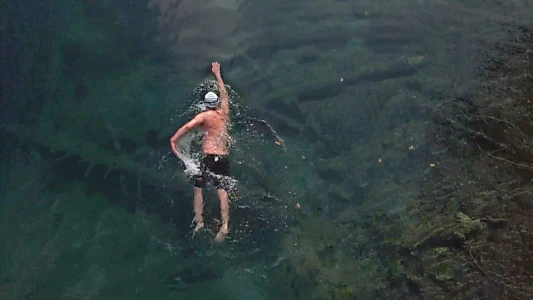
top-left (216, 109), bottom-right (229, 120)
top-left (198, 110), bottom-right (217, 124)
top-left (200, 110), bottom-right (215, 119)
top-left (200, 110), bottom-right (226, 122)
top-left (193, 112), bottom-right (208, 124)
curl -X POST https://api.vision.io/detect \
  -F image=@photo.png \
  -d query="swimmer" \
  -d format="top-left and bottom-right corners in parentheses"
top-left (170, 62), bottom-right (232, 242)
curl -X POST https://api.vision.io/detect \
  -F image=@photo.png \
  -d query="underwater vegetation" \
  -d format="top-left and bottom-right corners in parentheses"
top-left (2, 0), bottom-right (533, 299)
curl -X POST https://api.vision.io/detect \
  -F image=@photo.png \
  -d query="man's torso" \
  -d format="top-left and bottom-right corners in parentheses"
top-left (201, 110), bottom-right (229, 155)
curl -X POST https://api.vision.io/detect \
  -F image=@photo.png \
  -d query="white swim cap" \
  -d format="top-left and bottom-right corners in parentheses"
top-left (204, 92), bottom-right (219, 108)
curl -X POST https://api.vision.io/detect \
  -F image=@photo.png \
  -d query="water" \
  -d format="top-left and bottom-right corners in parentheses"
top-left (2, 1), bottom-right (533, 299)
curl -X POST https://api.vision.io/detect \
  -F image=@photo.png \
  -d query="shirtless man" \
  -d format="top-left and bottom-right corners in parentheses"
top-left (170, 62), bottom-right (231, 242)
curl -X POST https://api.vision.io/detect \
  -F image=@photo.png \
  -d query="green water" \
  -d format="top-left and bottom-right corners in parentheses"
top-left (2, 1), bottom-right (533, 299)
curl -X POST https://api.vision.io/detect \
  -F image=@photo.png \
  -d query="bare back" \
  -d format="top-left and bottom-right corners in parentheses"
top-left (200, 109), bottom-right (230, 155)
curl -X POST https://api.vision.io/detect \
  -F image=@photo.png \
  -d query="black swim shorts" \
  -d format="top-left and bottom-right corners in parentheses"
top-left (193, 154), bottom-right (231, 190)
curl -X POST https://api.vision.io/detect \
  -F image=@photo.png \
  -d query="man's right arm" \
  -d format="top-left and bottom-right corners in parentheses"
top-left (170, 113), bottom-right (205, 158)
top-left (212, 62), bottom-right (229, 116)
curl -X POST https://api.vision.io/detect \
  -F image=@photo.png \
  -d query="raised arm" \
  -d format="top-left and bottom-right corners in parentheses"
top-left (211, 62), bottom-right (229, 116)
top-left (170, 113), bottom-right (205, 157)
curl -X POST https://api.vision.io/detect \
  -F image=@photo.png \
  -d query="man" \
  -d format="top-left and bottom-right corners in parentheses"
top-left (170, 62), bottom-right (231, 242)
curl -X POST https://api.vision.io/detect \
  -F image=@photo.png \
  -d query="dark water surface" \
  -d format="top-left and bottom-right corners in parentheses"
top-left (2, 1), bottom-right (533, 299)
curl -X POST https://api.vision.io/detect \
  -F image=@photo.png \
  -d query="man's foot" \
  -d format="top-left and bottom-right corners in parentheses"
top-left (214, 225), bottom-right (229, 243)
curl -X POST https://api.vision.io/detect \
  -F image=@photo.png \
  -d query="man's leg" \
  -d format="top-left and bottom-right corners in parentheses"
top-left (214, 188), bottom-right (229, 242)
top-left (192, 187), bottom-right (204, 235)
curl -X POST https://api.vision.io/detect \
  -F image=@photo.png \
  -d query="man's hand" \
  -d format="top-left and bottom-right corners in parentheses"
top-left (211, 62), bottom-right (221, 77)
top-left (170, 140), bottom-right (181, 159)
top-left (211, 62), bottom-right (229, 116)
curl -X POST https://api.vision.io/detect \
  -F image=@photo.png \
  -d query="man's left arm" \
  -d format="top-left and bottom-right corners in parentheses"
top-left (170, 114), bottom-right (205, 157)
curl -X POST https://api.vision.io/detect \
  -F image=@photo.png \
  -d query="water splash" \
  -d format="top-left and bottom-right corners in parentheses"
top-left (175, 130), bottom-right (203, 177)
